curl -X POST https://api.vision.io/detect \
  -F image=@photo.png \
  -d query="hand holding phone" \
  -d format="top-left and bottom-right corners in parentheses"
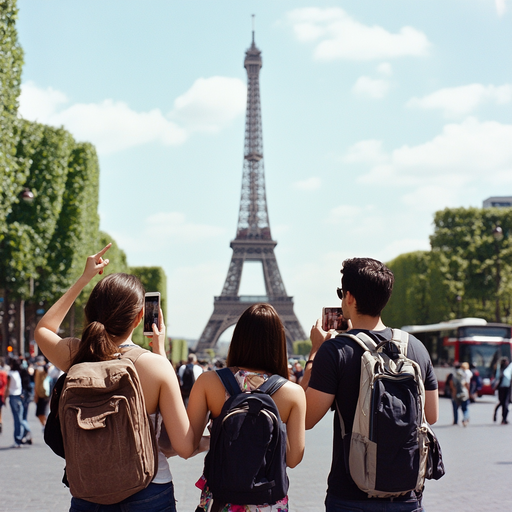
top-left (322, 307), bottom-right (348, 332)
top-left (144, 292), bottom-right (161, 335)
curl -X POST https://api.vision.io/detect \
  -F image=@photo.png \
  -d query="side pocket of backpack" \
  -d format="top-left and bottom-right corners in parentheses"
top-left (349, 432), bottom-right (377, 493)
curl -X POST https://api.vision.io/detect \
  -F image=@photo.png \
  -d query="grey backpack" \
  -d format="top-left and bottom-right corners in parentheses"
top-left (336, 329), bottom-right (434, 498)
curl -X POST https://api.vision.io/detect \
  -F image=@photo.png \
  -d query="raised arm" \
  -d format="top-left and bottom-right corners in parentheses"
top-left (34, 245), bottom-right (111, 371)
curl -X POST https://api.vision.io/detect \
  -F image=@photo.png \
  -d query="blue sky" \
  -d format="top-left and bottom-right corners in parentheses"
top-left (17, 1), bottom-right (512, 341)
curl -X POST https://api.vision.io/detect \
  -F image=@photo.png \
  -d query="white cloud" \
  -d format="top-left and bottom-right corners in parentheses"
top-left (343, 140), bottom-right (388, 164)
top-left (293, 177), bottom-right (322, 190)
top-left (18, 78), bottom-right (246, 154)
top-left (352, 76), bottom-right (391, 99)
top-left (495, 0), bottom-right (508, 16)
top-left (18, 82), bottom-right (68, 120)
top-left (171, 76), bottom-right (247, 132)
top-left (377, 63), bottom-right (393, 76)
top-left (407, 83), bottom-right (512, 118)
top-left (358, 118), bottom-right (512, 197)
top-left (287, 7), bottom-right (431, 61)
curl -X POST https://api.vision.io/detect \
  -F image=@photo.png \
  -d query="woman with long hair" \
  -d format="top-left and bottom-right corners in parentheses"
top-left (186, 303), bottom-right (306, 512)
top-left (34, 245), bottom-right (196, 512)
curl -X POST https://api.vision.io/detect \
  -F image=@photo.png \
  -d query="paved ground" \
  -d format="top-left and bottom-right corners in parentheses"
top-left (1, 395), bottom-right (510, 511)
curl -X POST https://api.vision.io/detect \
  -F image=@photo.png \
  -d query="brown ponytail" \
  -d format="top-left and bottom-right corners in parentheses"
top-left (72, 273), bottom-right (145, 366)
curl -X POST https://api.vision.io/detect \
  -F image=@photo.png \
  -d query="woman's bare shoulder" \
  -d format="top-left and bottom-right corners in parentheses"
top-left (278, 379), bottom-right (306, 401)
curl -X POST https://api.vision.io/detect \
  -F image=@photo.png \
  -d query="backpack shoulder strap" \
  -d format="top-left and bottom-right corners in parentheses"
top-left (121, 345), bottom-right (148, 365)
top-left (338, 332), bottom-right (377, 352)
top-left (390, 328), bottom-right (409, 356)
top-left (216, 367), bottom-right (242, 397)
top-left (258, 374), bottom-right (288, 396)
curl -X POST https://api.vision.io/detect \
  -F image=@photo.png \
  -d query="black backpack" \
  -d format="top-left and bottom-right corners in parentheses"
top-left (203, 367), bottom-right (288, 506)
top-left (180, 363), bottom-right (196, 397)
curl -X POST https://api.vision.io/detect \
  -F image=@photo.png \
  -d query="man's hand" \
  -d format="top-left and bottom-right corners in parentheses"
top-left (310, 318), bottom-right (333, 353)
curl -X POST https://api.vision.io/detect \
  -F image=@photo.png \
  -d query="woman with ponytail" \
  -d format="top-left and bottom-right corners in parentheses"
top-left (35, 245), bottom-right (196, 511)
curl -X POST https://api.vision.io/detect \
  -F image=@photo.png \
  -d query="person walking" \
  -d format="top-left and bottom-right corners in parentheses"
top-left (178, 354), bottom-right (203, 407)
top-left (450, 363), bottom-right (471, 426)
top-left (0, 357), bottom-right (8, 434)
top-left (34, 245), bottom-right (197, 511)
top-left (5, 357), bottom-right (32, 447)
top-left (183, 303), bottom-right (306, 512)
top-left (34, 356), bottom-right (50, 428)
top-left (493, 357), bottom-right (512, 425)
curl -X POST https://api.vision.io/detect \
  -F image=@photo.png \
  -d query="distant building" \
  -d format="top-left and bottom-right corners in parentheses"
top-left (483, 196), bottom-right (512, 208)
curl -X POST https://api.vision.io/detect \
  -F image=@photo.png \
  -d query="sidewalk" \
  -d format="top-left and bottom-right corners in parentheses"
top-left (1, 395), bottom-right (510, 511)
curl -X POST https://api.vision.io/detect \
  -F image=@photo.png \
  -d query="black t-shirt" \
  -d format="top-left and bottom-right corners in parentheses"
top-left (309, 327), bottom-right (438, 502)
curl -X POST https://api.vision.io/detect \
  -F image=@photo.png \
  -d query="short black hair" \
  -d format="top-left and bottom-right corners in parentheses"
top-left (340, 258), bottom-right (394, 317)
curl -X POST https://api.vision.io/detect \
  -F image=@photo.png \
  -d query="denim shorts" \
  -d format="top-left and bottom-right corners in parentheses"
top-left (69, 481), bottom-right (177, 512)
top-left (325, 494), bottom-right (423, 512)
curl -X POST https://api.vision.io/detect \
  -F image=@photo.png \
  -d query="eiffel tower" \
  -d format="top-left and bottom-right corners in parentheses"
top-left (196, 31), bottom-right (306, 355)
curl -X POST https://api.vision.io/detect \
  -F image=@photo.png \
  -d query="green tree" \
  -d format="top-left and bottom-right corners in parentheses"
top-left (430, 207), bottom-right (512, 323)
top-left (0, 0), bottom-right (24, 239)
top-left (293, 339), bottom-right (312, 356)
top-left (384, 207), bottom-right (512, 329)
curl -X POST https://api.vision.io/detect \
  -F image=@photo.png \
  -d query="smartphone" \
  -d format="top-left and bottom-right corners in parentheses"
top-left (322, 307), bottom-right (348, 331)
top-left (144, 292), bottom-right (161, 335)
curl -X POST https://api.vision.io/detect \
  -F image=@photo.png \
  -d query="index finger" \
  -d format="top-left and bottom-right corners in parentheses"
top-left (95, 243), bottom-right (112, 259)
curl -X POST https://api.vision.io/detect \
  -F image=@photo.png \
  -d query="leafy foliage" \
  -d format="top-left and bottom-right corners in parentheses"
top-left (293, 339), bottom-right (312, 356)
top-left (384, 207), bottom-right (512, 327)
top-left (0, 0), bottom-right (23, 239)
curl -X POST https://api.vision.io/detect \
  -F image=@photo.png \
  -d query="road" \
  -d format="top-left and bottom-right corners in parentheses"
top-left (1, 395), bottom-right (510, 511)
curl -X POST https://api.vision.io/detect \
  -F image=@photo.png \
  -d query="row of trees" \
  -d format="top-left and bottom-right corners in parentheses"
top-left (0, 0), bottom-right (167, 357)
top-left (383, 207), bottom-right (512, 328)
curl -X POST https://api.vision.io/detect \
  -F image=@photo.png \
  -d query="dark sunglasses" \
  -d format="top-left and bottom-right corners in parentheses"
top-left (337, 288), bottom-right (343, 300)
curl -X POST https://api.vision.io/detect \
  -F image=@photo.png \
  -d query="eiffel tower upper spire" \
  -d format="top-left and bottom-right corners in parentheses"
top-left (236, 28), bottom-right (271, 240)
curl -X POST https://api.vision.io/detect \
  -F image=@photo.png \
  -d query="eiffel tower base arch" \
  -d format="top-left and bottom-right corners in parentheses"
top-left (196, 296), bottom-right (306, 356)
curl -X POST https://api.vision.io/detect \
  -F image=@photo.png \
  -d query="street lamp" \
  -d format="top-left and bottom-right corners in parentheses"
top-left (20, 187), bottom-right (34, 203)
top-left (493, 226), bottom-right (504, 323)
top-left (18, 188), bottom-right (35, 356)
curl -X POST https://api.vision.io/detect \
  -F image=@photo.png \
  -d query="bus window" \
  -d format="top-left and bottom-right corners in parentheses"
top-left (459, 343), bottom-right (512, 380)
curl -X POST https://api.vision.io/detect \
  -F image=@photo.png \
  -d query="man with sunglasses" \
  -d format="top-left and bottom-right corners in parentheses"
top-left (300, 257), bottom-right (439, 512)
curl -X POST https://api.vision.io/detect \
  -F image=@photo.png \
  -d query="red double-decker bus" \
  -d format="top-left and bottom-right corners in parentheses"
top-left (401, 318), bottom-right (512, 396)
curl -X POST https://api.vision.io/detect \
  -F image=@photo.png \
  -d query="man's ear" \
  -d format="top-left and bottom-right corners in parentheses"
top-left (345, 290), bottom-right (356, 305)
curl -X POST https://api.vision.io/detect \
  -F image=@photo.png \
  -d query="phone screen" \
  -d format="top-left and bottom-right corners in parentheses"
top-left (322, 307), bottom-right (348, 331)
top-left (144, 293), bottom-right (160, 334)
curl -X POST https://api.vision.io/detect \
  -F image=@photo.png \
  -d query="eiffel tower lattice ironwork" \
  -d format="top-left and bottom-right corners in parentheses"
top-left (196, 32), bottom-right (306, 354)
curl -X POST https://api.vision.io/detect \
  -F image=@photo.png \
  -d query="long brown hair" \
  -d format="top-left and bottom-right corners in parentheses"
top-left (71, 273), bottom-right (145, 365)
top-left (226, 304), bottom-right (288, 378)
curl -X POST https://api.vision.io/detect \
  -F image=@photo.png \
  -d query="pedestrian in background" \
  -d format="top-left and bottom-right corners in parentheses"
top-left (34, 356), bottom-right (50, 428)
top-left (493, 357), bottom-right (511, 425)
top-left (0, 357), bottom-right (8, 434)
top-left (5, 358), bottom-right (32, 447)
top-left (450, 363), bottom-right (470, 427)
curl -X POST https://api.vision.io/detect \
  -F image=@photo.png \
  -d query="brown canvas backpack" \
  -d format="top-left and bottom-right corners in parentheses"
top-left (58, 346), bottom-right (158, 505)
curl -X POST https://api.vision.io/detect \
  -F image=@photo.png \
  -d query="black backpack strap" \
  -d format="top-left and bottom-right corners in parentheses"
top-left (258, 374), bottom-right (288, 395)
top-left (216, 367), bottom-right (242, 397)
